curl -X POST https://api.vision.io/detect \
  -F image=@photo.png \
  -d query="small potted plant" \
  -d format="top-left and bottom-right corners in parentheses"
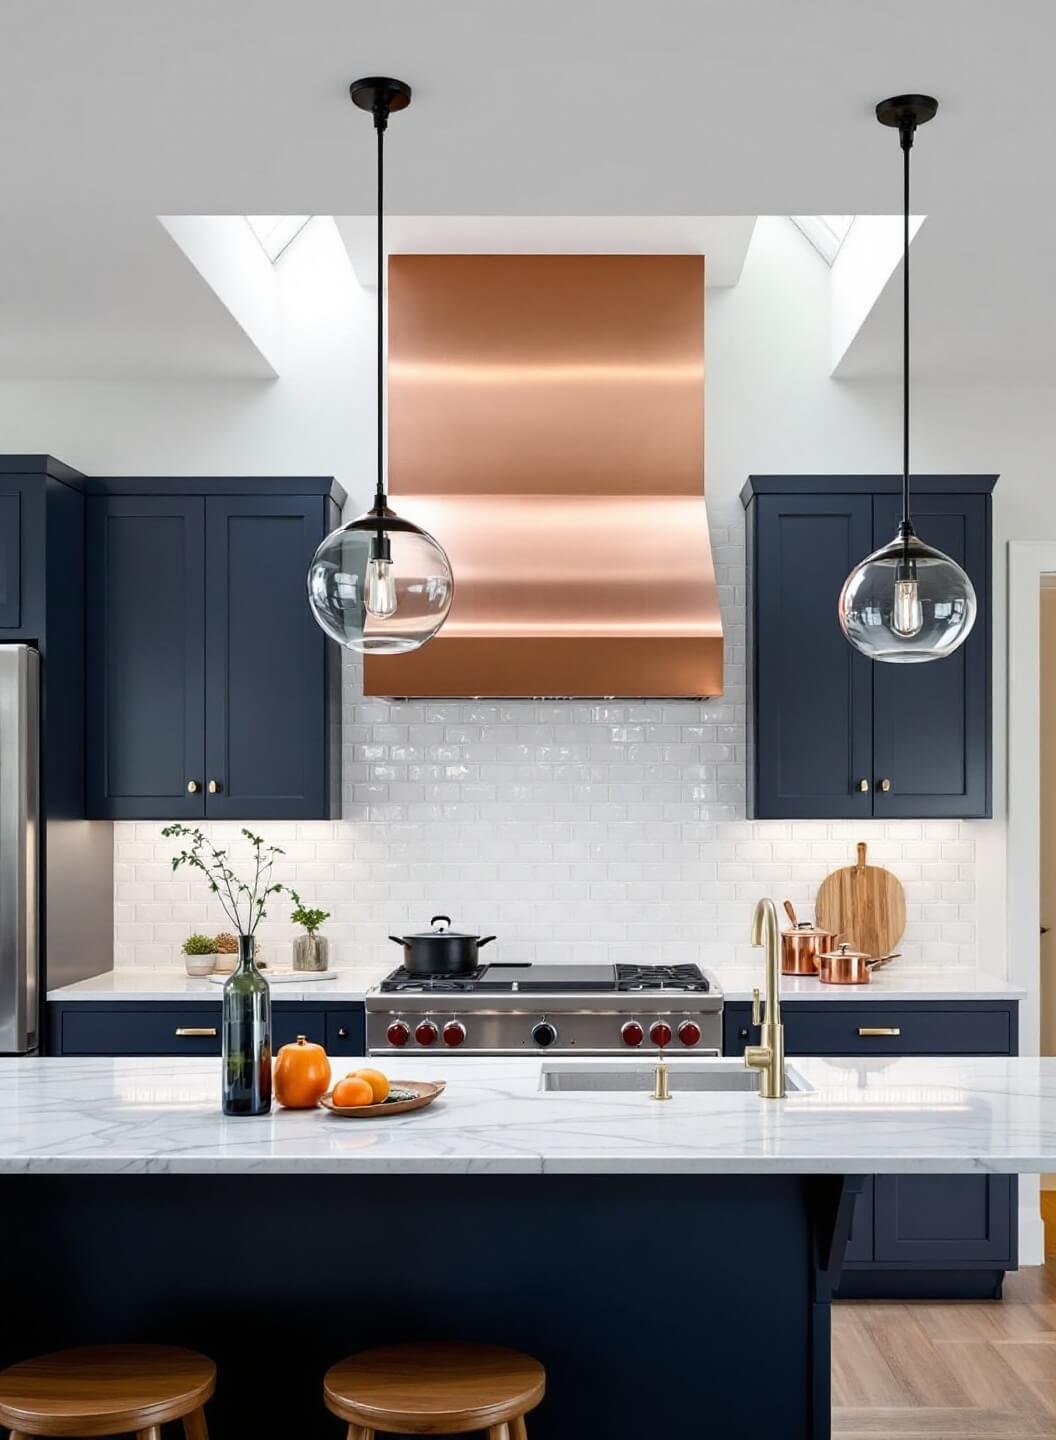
top-left (181, 933), bottom-right (217, 977)
top-left (289, 889), bottom-right (331, 972)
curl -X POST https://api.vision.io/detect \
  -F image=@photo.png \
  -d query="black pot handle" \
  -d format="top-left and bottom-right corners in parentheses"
top-left (477, 936), bottom-right (497, 948)
top-left (388, 935), bottom-right (406, 946)
top-left (430, 915), bottom-right (452, 931)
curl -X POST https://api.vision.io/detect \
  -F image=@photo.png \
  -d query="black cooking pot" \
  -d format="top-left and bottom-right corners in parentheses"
top-left (388, 915), bottom-right (497, 976)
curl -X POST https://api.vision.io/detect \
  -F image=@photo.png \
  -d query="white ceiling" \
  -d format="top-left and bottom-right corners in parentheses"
top-left (336, 217), bottom-right (757, 288)
top-left (0, 216), bottom-right (275, 379)
top-left (1, 0), bottom-right (1055, 381)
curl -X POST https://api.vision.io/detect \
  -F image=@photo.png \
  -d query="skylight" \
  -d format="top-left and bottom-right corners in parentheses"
top-left (245, 215), bottom-right (312, 262)
top-left (789, 215), bottom-right (855, 265)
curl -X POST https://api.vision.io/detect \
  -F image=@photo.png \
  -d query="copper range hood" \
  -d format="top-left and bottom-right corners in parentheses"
top-left (364, 254), bottom-right (723, 698)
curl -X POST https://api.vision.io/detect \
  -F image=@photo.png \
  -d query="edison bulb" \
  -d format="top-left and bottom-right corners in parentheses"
top-left (365, 556), bottom-right (398, 618)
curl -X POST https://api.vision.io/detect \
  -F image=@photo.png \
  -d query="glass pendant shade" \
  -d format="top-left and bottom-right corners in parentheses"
top-left (838, 530), bottom-right (976, 663)
top-left (307, 507), bottom-right (453, 655)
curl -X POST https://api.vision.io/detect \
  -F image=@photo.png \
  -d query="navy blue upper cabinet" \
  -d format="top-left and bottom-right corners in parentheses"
top-left (204, 496), bottom-right (332, 820)
top-left (742, 476), bottom-right (995, 820)
top-left (87, 478), bottom-right (344, 821)
top-left (87, 497), bottom-right (206, 818)
top-left (0, 489), bottom-right (22, 628)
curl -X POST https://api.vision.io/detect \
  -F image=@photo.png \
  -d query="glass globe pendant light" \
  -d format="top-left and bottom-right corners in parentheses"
top-left (838, 96), bottom-right (976, 664)
top-left (307, 77), bottom-right (453, 654)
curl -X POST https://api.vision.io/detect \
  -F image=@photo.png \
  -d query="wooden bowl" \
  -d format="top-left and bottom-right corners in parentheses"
top-left (320, 1079), bottom-right (446, 1119)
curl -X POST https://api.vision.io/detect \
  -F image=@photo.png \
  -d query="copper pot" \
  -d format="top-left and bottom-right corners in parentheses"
top-left (817, 942), bottom-right (899, 985)
top-left (780, 900), bottom-right (837, 976)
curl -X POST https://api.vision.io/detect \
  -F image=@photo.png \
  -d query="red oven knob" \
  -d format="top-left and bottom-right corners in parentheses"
top-left (621, 1021), bottom-right (645, 1047)
top-left (649, 1021), bottom-right (673, 1048)
top-left (414, 1020), bottom-right (439, 1046)
top-left (386, 1020), bottom-right (410, 1047)
top-left (678, 1020), bottom-right (702, 1048)
top-left (442, 1021), bottom-right (467, 1048)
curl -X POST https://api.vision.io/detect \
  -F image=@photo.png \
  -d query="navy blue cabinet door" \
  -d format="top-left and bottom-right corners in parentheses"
top-left (872, 494), bottom-right (991, 817)
top-left (873, 1174), bottom-right (1014, 1266)
top-left (87, 497), bottom-right (206, 818)
top-left (0, 489), bottom-right (21, 628)
top-left (749, 495), bottom-right (873, 818)
top-left (204, 496), bottom-right (331, 820)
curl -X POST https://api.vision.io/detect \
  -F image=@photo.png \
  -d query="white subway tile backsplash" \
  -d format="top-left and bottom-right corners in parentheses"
top-left (113, 498), bottom-right (979, 971)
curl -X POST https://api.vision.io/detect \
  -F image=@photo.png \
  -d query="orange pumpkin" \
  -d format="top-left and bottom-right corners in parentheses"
top-left (273, 1034), bottom-right (331, 1109)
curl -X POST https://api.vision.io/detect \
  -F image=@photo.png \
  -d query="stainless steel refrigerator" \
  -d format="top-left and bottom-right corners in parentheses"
top-left (0, 645), bottom-right (39, 1054)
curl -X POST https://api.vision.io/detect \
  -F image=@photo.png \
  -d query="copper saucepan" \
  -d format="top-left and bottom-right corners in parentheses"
top-left (817, 942), bottom-right (900, 985)
top-left (781, 900), bottom-right (838, 976)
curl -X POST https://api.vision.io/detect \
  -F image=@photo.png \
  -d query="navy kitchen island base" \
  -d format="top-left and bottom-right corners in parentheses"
top-left (0, 1172), bottom-right (862, 1439)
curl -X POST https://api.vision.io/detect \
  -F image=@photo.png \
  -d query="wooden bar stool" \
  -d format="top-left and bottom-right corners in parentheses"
top-left (0, 1344), bottom-right (215, 1440)
top-left (324, 1341), bottom-right (545, 1438)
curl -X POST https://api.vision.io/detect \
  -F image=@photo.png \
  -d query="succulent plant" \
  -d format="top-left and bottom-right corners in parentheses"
top-left (181, 933), bottom-right (217, 956)
top-left (214, 932), bottom-right (239, 954)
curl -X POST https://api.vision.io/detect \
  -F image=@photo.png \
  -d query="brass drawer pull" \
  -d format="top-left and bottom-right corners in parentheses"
top-left (175, 1027), bottom-right (218, 1038)
top-left (857, 1027), bottom-right (901, 1037)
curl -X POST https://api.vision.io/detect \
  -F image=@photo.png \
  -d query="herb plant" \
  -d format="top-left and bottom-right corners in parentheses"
top-left (181, 933), bottom-right (217, 956)
top-left (161, 825), bottom-right (285, 937)
top-left (289, 889), bottom-right (330, 936)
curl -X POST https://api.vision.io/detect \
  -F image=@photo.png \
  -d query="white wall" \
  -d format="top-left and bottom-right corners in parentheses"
top-left (2, 215), bottom-right (1053, 971)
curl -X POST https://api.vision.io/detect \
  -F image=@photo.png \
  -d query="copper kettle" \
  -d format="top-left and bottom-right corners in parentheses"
top-left (780, 901), bottom-right (838, 976)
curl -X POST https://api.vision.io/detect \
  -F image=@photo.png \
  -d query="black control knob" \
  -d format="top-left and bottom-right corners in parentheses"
top-left (532, 1022), bottom-right (558, 1048)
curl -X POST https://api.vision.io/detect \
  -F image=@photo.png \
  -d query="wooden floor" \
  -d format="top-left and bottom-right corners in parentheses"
top-left (832, 1195), bottom-right (1056, 1437)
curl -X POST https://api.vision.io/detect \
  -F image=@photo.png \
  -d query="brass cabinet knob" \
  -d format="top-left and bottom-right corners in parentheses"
top-left (187, 780), bottom-right (201, 794)
top-left (879, 778), bottom-right (892, 793)
top-left (208, 779), bottom-right (222, 794)
top-left (857, 778), bottom-right (870, 793)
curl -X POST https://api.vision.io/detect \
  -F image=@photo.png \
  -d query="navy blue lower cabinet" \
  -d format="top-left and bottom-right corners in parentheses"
top-left (47, 1002), bottom-right (366, 1059)
top-left (741, 475), bottom-right (996, 819)
top-left (724, 998), bottom-right (1019, 1298)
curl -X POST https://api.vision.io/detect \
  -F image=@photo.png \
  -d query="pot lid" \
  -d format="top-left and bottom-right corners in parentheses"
top-left (784, 921), bottom-right (835, 937)
top-left (402, 915), bottom-right (483, 941)
top-left (818, 941), bottom-right (870, 962)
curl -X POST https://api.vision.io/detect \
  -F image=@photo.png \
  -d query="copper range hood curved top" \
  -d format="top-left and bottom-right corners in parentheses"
top-left (364, 254), bottom-right (723, 699)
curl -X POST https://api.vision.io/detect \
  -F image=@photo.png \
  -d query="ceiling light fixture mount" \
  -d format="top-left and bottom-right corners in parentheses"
top-left (838, 93), bottom-right (977, 664)
top-left (306, 75), bottom-right (453, 656)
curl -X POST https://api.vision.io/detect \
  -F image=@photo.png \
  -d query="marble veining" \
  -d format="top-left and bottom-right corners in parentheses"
top-left (45, 965), bottom-right (390, 1003)
top-left (1, 1054), bottom-right (1054, 1176)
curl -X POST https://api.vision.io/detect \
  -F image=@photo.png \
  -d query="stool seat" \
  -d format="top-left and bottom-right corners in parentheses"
top-left (0, 1344), bottom-right (215, 1438)
top-left (324, 1341), bottom-right (545, 1436)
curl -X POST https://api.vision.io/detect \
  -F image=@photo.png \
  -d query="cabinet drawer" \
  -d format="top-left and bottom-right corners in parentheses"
top-left (59, 1008), bottom-right (224, 1056)
top-left (56, 1006), bottom-right (327, 1056)
top-left (724, 1003), bottom-right (1012, 1058)
top-left (784, 1008), bottom-right (1011, 1056)
top-left (326, 1009), bottom-right (366, 1056)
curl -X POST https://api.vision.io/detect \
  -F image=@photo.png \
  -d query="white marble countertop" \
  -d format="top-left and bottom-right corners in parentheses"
top-left (718, 967), bottom-right (1024, 1001)
top-left (46, 965), bottom-right (389, 1003)
top-left (47, 965), bottom-right (1023, 1004)
top-left (2, 1054), bottom-right (1053, 1175)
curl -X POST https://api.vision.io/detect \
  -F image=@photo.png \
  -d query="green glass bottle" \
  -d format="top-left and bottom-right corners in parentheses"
top-left (222, 934), bottom-right (272, 1116)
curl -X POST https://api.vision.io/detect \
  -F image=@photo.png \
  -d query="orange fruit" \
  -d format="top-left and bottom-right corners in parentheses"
top-left (331, 1075), bottom-right (374, 1108)
top-left (351, 1067), bottom-right (390, 1104)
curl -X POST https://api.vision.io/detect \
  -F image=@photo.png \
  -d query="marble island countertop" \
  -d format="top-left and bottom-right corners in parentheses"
top-left (47, 965), bottom-right (1024, 1004)
top-left (2, 1053), bottom-right (1054, 1176)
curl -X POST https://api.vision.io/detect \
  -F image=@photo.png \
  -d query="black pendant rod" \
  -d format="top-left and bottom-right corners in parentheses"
top-left (900, 121), bottom-right (912, 536)
top-left (374, 101), bottom-right (386, 512)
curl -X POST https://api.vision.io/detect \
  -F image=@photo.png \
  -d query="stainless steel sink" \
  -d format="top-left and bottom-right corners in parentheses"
top-left (539, 1058), bottom-right (810, 1093)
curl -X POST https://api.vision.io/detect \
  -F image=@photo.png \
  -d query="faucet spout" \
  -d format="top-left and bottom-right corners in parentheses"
top-left (743, 897), bottom-right (786, 1099)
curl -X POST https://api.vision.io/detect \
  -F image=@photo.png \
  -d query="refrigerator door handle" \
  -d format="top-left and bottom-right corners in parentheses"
top-left (0, 646), bottom-right (39, 1055)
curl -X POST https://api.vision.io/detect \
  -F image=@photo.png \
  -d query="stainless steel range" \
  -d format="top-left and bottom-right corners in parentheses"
top-left (366, 963), bottom-right (723, 1057)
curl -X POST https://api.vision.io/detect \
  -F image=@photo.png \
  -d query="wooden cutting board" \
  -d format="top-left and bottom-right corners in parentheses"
top-left (814, 842), bottom-right (906, 959)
